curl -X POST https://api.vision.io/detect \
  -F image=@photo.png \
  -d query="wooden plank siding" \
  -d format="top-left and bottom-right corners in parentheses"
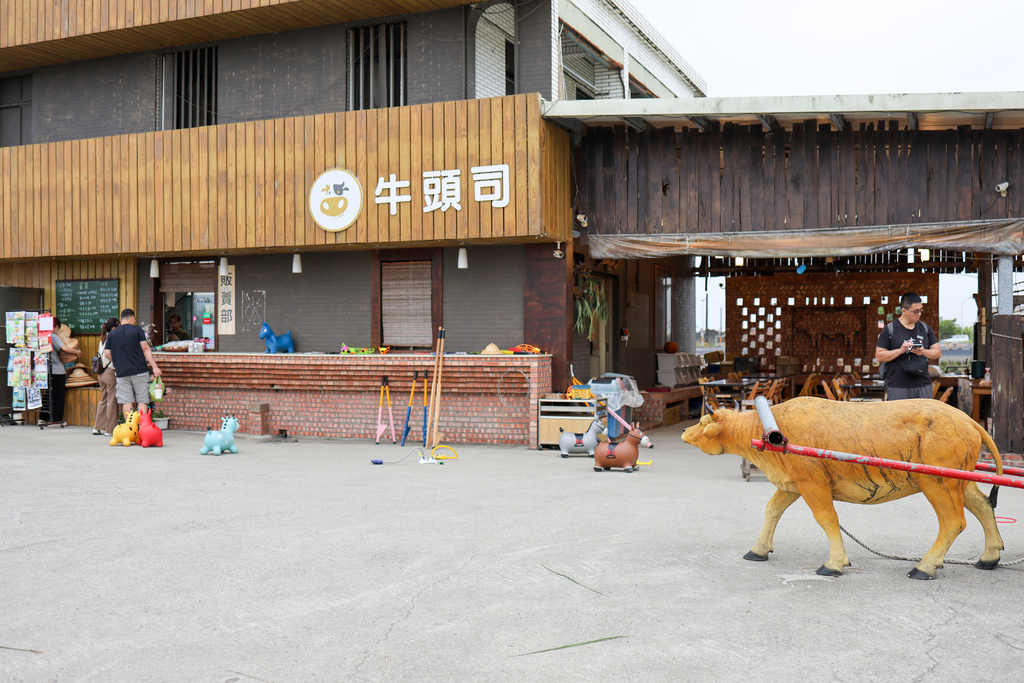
top-left (578, 124), bottom-right (1024, 236)
top-left (0, 0), bottom-right (478, 72)
top-left (0, 94), bottom-right (568, 261)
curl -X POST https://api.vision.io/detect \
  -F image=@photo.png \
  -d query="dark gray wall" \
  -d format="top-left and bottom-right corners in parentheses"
top-left (442, 245), bottom-right (524, 352)
top-left (218, 25), bottom-right (348, 122)
top-left (32, 54), bottom-right (158, 143)
top-left (406, 8), bottom-right (467, 105)
top-left (515, 0), bottom-right (554, 99)
top-left (220, 251), bottom-right (372, 353)
top-left (10, 4), bottom-right (550, 145)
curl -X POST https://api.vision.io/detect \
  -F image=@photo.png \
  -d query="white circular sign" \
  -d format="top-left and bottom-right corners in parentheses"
top-left (309, 169), bottom-right (363, 232)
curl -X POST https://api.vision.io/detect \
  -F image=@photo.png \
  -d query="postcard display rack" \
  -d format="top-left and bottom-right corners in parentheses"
top-left (4, 310), bottom-right (60, 427)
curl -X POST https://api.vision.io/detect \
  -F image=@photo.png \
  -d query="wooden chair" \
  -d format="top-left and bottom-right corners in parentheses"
top-left (832, 378), bottom-right (849, 401)
top-left (740, 381), bottom-right (772, 411)
top-left (699, 378), bottom-right (726, 415)
top-left (821, 380), bottom-right (837, 400)
top-left (765, 379), bottom-right (786, 404)
top-left (932, 381), bottom-right (942, 399)
top-left (798, 373), bottom-right (821, 397)
top-left (938, 386), bottom-right (953, 404)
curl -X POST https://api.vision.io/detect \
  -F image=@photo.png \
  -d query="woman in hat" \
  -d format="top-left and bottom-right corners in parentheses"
top-left (92, 317), bottom-right (120, 436)
top-left (48, 317), bottom-right (80, 425)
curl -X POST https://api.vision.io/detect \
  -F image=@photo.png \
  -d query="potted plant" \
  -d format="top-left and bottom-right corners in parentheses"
top-left (150, 410), bottom-right (170, 430)
top-left (573, 262), bottom-right (608, 340)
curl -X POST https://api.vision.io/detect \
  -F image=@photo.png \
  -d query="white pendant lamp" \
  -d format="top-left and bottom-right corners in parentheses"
top-left (219, 257), bottom-right (229, 277)
top-left (457, 247), bottom-right (468, 269)
top-left (149, 259), bottom-right (160, 278)
top-left (292, 253), bottom-right (303, 274)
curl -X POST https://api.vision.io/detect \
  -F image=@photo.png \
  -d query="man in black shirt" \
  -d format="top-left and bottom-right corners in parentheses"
top-left (104, 308), bottom-right (163, 420)
top-left (874, 293), bottom-right (941, 400)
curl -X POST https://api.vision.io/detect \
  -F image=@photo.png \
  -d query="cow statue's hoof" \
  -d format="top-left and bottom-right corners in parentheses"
top-left (907, 568), bottom-right (936, 580)
top-left (975, 558), bottom-right (999, 570)
top-left (743, 551), bottom-right (769, 562)
top-left (594, 466), bottom-right (602, 472)
top-left (815, 565), bottom-right (844, 577)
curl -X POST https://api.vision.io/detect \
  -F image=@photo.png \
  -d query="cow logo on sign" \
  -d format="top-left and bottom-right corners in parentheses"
top-left (309, 169), bottom-right (363, 232)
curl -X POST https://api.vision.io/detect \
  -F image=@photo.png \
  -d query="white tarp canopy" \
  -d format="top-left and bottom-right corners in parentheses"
top-left (588, 219), bottom-right (1024, 259)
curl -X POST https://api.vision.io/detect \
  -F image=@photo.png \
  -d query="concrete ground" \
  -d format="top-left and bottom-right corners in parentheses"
top-left (3, 420), bottom-right (1024, 682)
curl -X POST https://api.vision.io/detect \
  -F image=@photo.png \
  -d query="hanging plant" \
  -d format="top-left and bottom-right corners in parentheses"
top-left (573, 263), bottom-right (608, 340)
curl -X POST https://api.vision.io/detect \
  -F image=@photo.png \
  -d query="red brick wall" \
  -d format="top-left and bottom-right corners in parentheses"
top-left (154, 353), bottom-right (552, 446)
top-left (726, 273), bottom-right (940, 374)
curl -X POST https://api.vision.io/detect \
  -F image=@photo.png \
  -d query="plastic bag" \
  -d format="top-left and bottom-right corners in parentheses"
top-left (149, 376), bottom-right (165, 402)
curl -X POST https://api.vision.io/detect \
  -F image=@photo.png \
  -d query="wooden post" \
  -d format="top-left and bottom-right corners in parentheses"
top-left (991, 314), bottom-right (1023, 455)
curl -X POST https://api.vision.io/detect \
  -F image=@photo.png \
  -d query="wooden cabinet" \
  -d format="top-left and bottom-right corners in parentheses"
top-left (537, 397), bottom-right (607, 448)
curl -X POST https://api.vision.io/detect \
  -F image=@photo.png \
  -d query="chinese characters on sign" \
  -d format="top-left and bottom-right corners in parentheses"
top-left (373, 164), bottom-right (510, 215)
top-left (218, 266), bottom-right (235, 336)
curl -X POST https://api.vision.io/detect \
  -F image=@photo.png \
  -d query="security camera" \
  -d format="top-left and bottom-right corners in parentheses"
top-left (996, 182), bottom-right (1009, 196)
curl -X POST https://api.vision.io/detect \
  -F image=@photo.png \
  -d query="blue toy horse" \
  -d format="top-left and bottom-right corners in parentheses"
top-left (201, 415), bottom-right (240, 456)
top-left (259, 321), bottom-right (295, 353)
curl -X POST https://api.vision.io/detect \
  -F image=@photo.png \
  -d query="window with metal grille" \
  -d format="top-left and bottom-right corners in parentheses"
top-left (348, 22), bottom-right (407, 111)
top-left (381, 261), bottom-right (432, 347)
top-left (160, 47), bottom-right (217, 130)
top-left (0, 76), bottom-right (32, 147)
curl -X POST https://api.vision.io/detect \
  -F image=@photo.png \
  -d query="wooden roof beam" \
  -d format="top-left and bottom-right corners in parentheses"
top-left (829, 114), bottom-right (845, 132)
top-left (756, 114), bottom-right (778, 132)
top-left (623, 116), bottom-right (647, 133)
top-left (687, 115), bottom-right (710, 132)
top-left (985, 111), bottom-right (995, 129)
top-left (907, 112), bottom-right (919, 130)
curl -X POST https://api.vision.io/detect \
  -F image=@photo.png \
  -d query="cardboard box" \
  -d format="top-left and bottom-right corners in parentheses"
top-left (704, 350), bottom-right (724, 363)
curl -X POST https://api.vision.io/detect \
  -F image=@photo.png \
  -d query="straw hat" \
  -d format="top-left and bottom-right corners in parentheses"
top-left (481, 343), bottom-right (502, 355)
top-left (57, 335), bottom-right (80, 363)
top-left (65, 363), bottom-right (98, 388)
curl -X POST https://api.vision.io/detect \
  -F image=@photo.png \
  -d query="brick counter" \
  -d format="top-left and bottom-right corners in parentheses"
top-left (154, 352), bottom-right (552, 446)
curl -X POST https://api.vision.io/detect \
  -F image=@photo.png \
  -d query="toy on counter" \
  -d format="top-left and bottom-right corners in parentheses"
top-left (258, 322), bottom-right (295, 353)
top-left (201, 415), bottom-right (240, 455)
top-left (594, 423), bottom-right (652, 472)
top-left (138, 406), bottom-right (164, 448)
top-left (558, 419), bottom-right (607, 458)
top-left (110, 411), bottom-right (141, 447)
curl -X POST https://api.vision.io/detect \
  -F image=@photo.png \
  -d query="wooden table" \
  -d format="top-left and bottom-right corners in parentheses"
top-left (838, 381), bottom-right (886, 401)
top-left (972, 382), bottom-right (992, 424)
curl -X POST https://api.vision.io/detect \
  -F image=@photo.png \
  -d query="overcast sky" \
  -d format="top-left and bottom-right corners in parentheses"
top-left (624, 0), bottom-right (1024, 330)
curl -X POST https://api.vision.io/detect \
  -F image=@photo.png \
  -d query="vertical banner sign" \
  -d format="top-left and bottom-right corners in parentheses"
top-left (219, 265), bottom-right (236, 335)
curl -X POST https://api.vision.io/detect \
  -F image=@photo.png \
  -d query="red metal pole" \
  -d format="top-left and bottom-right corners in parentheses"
top-left (975, 462), bottom-right (1024, 478)
top-left (750, 439), bottom-right (1024, 491)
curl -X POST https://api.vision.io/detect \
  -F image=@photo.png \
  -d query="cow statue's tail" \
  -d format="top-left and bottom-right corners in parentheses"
top-left (973, 422), bottom-right (1004, 509)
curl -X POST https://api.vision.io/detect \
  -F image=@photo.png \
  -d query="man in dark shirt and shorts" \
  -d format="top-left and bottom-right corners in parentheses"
top-left (104, 308), bottom-right (163, 420)
top-left (874, 293), bottom-right (941, 400)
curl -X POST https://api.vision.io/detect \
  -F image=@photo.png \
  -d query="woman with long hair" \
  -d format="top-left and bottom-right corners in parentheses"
top-left (92, 317), bottom-right (120, 436)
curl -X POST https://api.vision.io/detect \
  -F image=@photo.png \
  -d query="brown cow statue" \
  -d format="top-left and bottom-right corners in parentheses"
top-left (682, 397), bottom-right (1005, 580)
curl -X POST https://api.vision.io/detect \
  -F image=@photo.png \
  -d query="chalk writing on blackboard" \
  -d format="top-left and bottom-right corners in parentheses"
top-left (55, 280), bottom-right (120, 334)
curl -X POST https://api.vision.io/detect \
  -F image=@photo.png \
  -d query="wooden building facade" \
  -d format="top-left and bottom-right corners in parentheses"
top-left (550, 94), bottom-right (1024, 452)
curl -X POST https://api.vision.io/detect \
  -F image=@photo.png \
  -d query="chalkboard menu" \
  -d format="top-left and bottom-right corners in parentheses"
top-left (55, 280), bottom-right (120, 334)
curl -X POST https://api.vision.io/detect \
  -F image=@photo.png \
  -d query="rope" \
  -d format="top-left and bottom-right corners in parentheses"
top-left (840, 524), bottom-right (1024, 567)
top-left (498, 368), bottom-right (531, 407)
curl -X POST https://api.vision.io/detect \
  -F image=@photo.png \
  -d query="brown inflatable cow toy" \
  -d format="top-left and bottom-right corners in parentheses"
top-left (594, 424), bottom-right (652, 472)
top-left (682, 397), bottom-right (1005, 580)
